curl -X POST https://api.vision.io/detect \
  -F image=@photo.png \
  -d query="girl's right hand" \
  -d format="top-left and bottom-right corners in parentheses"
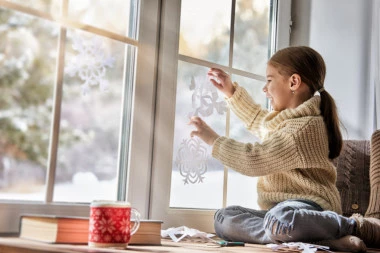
top-left (207, 68), bottom-right (235, 98)
top-left (189, 116), bottom-right (220, 146)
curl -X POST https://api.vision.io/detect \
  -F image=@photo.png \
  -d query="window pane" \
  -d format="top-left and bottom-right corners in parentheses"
top-left (232, 75), bottom-right (267, 107)
top-left (5, 0), bottom-right (59, 16)
top-left (68, 0), bottom-right (132, 37)
top-left (233, 0), bottom-right (270, 74)
top-left (169, 61), bottom-right (226, 209)
top-left (0, 8), bottom-right (58, 200)
top-left (171, 0), bottom-right (270, 210)
top-left (231, 54), bottom-right (267, 209)
top-left (53, 30), bottom-right (132, 202)
top-left (226, 76), bottom-right (265, 209)
top-left (227, 169), bottom-right (259, 208)
top-left (179, 0), bottom-right (231, 65)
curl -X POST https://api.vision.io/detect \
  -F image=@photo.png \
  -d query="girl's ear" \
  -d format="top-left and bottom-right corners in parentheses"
top-left (289, 74), bottom-right (302, 91)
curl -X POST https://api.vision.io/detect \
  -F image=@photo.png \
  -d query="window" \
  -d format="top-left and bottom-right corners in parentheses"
top-left (0, 0), bottom-right (152, 233)
top-left (0, 0), bottom-right (290, 233)
top-left (169, 0), bottom-right (271, 210)
top-left (150, 0), bottom-right (290, 232)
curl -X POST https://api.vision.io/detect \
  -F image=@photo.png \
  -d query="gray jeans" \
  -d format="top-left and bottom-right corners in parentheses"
top-left (214, 199), bottom-right (356, 244)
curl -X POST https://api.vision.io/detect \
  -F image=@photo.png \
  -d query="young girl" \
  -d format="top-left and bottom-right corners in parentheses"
top-left (189, 46), bottom-right (380, 252)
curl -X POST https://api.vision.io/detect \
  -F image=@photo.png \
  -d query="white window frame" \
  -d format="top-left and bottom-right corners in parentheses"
top-left (0, 0), bottom-right (291, 234)
top-left (145, 0), bottom-right (292, 232)
top-left (0, 0), bottom-right (161, 234)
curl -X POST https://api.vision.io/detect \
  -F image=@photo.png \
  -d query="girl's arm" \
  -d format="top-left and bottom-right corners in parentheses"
top-left (226, 84), bottom-right (269, 139)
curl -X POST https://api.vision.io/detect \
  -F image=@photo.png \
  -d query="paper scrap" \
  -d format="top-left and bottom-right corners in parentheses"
top-left (267, 242), bottom-right (332, 253)
top-left (161, 226), bottom-right (215, 243)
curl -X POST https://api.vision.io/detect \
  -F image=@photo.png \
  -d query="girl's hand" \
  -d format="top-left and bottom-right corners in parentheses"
top-left (189, 116), bottom-right (220, 146)
top-left (207, 68), bottom-right (235, 98)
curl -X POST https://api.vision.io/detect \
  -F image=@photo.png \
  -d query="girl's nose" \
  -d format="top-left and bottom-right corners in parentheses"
top-left (262, 85), bottom-right (267, 93)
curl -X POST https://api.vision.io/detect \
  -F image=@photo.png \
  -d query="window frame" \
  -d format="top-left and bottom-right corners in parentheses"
top-left (0, 0), bottom-right (291, 234)
top-left (147, 0), bottom-right (292, 232)
top-left (0, 0), bottom-right (160, 233)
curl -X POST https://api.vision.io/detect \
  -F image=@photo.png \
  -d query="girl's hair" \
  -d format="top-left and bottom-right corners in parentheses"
top-left (268, 46), bottom-right (342, 159)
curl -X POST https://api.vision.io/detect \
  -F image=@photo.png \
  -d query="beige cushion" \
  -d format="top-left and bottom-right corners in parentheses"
top-left (365, 129), bottom-right (380, 218)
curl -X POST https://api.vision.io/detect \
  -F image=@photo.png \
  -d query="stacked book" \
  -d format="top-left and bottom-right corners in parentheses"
top-left (19, 214), bottom-right (163, 245)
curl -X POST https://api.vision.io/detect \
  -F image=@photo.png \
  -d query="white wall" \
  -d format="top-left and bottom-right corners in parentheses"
top-left (291, 0), bottom-right (373, 140)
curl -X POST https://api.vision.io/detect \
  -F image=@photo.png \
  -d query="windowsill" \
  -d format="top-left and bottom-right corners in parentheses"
top-left (0, 237), bottom-right (281, 253)
top-left (0, 237), bottom-right (140, 253)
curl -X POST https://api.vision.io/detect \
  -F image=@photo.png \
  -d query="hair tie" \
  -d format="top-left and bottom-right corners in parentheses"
top-left (318, 87), bottom-right (325, 93)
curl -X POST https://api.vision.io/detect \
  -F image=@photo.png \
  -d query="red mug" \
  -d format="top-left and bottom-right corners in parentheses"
top-left (88, 200), bottom-right (140, 248)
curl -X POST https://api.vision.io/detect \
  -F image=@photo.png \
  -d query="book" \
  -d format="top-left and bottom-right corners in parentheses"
top-left (129, 220), bottom-right (163, 245)
top-left (19, 214), bottom-right (162, 245)
top-left (19, 215), bottom-right (89, 244)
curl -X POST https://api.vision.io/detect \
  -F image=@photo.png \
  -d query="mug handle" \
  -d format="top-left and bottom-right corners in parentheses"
top-left (130, 208), bottom-right (141, 235)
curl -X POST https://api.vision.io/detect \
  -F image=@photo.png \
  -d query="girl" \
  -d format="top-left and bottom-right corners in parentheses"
top-left (189, 46), bottom-right (380, 253)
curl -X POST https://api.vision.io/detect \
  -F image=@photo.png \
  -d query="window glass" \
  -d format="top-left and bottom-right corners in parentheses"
top-left (68, 0), bottom-right (132, 37)
top-left (170, 0), bottom-right (271, 210)
top-left (233, 0), bottom-right (270, 74)
top-left (169, 61), bottom-right (225, 209)
top-left (232, 75), bottom-right (267, 107)
top-left (5, 0), bottom-right (59, 16)
top-left (0, 8), bottom-right (58, 200)
top-left (226, 76), bottom-right (265, 209)
top-left (53, 30), bottom-right (132, 202)
top-left (179, 0), bottom-right (231, 65)
top-left (0, 0), bottom-right (138, 203)
top-left (226, 169), bottom-right (259, 208)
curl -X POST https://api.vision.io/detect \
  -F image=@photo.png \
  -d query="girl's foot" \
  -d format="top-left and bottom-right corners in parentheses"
top-left (351, 213), bottom-right (380, 247)
top-left (317, 235), bottom-right (367, 253)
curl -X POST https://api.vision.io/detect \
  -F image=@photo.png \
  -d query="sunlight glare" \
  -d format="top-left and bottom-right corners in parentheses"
top-left (180, 0), bottom-right (231, 51)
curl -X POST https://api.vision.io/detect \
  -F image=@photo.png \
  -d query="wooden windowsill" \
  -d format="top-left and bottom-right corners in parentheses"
top-left (1, 237), bottom-right (380, 253)
top-left (0, 237), bottom-right (274, 253)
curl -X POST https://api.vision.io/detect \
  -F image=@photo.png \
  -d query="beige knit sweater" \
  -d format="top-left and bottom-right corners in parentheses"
top-left (212, 85), bottom-right (342, 214)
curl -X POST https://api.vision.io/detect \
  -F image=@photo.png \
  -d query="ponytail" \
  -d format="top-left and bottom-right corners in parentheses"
top-left (319, 91), bottom-right (343, 159)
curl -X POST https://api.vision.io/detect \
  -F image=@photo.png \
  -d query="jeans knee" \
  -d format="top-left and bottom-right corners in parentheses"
top-left (214, 205), bottom-right (256, 241)
top-left (264, 211), bottom-right (295, 242)
top-left (214, 205), bottom-right (248, 223)
top-left (213, 208), bottom-right (233, 240)
top-left (214, 208), bottom-right (225, 223)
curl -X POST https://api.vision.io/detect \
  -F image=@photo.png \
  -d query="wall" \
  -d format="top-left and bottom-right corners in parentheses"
top-left (290, 0), bottom-right (373, 140)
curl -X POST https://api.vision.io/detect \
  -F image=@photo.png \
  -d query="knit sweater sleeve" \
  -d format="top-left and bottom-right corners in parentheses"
top-left (226, 84), bottom-right (269, 139)
top-left (212, 131), bottom-right (303, 177)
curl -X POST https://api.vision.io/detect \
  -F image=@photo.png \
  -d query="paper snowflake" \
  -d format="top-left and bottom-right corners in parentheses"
top-left (65, 34), bottom-right (115, 95)
top-left (267, 242), bottom-right (330, 253)
top-left (175, 138), bottom-right (208, 184)
top-left (188, 75), bottom-right (227, 118)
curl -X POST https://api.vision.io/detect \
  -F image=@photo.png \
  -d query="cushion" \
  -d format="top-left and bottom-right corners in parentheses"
top-left (333, 140), bottom-right (370, 216)
top-left (365, 129), bottom-right (380, 218)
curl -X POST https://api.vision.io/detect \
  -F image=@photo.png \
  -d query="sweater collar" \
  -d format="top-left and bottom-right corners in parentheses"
top-left (263, 96), bottom-right (322, 131)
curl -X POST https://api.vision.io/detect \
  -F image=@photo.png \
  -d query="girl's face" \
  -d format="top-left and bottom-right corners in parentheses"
top-left (263, 64), bottom-right (293, 111)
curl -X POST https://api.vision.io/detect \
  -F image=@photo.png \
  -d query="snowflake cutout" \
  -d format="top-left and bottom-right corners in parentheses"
top-left (188, 75), bottom-right (227, 118)
top-left (175, 138), bottom-right (208, 184)
top-left (65, 33), bottom-right (115, 95)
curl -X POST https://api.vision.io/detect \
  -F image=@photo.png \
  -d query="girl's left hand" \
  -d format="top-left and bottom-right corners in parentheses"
top-left (189, 116), bottom-right (220, 145)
